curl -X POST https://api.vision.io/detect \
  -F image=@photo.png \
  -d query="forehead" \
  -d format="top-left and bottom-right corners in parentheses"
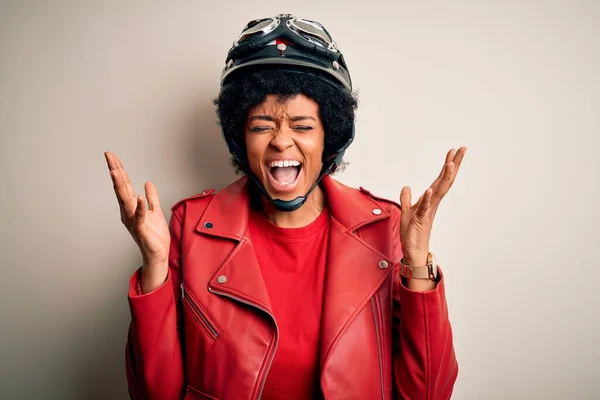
top-left (249, 94), bottom-right (320, 116)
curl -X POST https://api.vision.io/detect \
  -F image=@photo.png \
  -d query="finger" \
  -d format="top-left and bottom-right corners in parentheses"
top-left (104, 152), bottom-right (119, 171)
top-left (400, 186), bottom-right (412, 227)
top-left (111, 183), bottom-right (126, 222)
top-left (452, 146), bottom-right (467, 172)
top-left (109, 177), bottom-right (126, 223)
top-left (134, 195), bottom-right (146, 233)
top-left (400, 186), bottom-right (411, 209)
top-left (110, 168), bottom-right (136, 218)
top-left (429, 161), bottom-right (450, 194)
top-left (446, 148), bottom-right (456, 164)
top-left (422, 147), bottom-right (467, 211)
top-left (444, 146), bottom-right (466, 187)
top-left (145, 181), bottom-right (161, 212)
top-left (431, 161), bottom-right (455, 203)
top-left (400, 186), bottom-right (412, 211)
top-left (415, 188), bottom-right (433, 219)
top-left (115, 157), bottom-right (136, 199)
top-left (436, 148), bottom-right (456, 180)
top-left (428, 148), bottom-right (455, 192)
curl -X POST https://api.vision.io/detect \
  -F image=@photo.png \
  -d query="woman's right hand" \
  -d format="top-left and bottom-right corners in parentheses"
top-left (105, 151), bottom-right (171, 293)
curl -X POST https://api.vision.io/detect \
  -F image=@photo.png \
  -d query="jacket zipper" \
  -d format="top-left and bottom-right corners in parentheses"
top-left (181, 283), bottom-right (219, 339)
top-left (208, 286), bottom-right (279, 400)
top-left (371, 297), bottom-right (385, 399)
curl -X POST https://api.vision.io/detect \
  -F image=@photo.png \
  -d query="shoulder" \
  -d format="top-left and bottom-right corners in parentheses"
top-left (169, 177), bottom-right (249, 221)
top-left (357, 186), bottom-right (401, 216)
top-left (170, 188), bottom-right (216, 219)
top-left (322, 175), bottom-right (401, 220)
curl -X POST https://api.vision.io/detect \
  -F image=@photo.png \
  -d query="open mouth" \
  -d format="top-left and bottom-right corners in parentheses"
top-left (266, 160), bottom-right (303, 191)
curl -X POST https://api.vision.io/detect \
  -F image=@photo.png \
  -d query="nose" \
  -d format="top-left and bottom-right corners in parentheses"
top-left (269, 126), bottom-right (294, 152)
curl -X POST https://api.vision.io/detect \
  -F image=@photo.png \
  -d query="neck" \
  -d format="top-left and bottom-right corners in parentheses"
top-left (259, 185), bottom-right (326, 228)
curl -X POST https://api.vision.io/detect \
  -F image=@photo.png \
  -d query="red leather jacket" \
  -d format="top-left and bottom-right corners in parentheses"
top-left (126, 176), bottom-right (458, 400)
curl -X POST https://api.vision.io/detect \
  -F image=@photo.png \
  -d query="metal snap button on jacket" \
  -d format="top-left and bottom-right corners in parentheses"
top-left (378, 260), bottom-right (389, 269)
top-left (217, 275), bottom-right (227, 284)
top-left (372, 208), bottom-right (382, 215)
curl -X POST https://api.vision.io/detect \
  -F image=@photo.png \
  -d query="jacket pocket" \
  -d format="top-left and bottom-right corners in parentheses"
top-left (181, 283), bottom-right (219, 341)
top-left (185, 384), bottom-right (219, 400)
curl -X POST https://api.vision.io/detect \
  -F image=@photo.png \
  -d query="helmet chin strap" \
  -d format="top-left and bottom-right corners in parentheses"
top-left (246, 154), bottom-right (341, 212)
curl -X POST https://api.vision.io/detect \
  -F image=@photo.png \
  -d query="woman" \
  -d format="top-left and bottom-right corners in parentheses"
top-left (106, 14), bottom-right (465, 400)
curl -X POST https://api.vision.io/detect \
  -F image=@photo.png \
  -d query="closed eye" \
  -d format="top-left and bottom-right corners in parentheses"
top-left (293, 126), bottom-right (313, 131)
top-left (249, 126), bottom-right (272, 133)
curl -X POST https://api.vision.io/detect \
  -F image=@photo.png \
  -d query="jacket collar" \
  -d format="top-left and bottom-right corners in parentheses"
top-left (195, 176), bottom-right (249, 240)
top-left (196, 175), bottom-right (391, 239)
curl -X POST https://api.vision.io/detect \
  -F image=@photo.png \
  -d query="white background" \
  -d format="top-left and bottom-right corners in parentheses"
top-left (1, 0), bottom-right (599, 398)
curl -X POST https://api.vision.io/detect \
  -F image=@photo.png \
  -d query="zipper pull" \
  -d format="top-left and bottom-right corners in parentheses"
top-left (180, 282), bottom-right (185, 301)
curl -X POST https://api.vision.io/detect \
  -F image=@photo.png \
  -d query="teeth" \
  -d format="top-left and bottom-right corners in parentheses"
top-left (268, 160), bottom-right (301, 168)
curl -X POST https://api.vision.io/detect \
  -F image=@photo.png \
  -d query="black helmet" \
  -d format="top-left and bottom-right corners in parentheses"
top-left (219, 14), bottom-right (354, 212)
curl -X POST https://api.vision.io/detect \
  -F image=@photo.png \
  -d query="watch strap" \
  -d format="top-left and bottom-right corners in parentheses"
top-left (399, 253), bottom-right (436, 280)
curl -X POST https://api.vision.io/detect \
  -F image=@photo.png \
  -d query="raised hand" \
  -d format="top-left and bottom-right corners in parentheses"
top-left (105, 151), bottom-right (170, 292)
top-left (399, 147), bottom-right (467, 268)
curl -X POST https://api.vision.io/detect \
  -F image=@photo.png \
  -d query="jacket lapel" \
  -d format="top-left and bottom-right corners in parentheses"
top-left (318, 176), bottom-right (394, 372)
top-left (195, 176), bottom-right (273, 314)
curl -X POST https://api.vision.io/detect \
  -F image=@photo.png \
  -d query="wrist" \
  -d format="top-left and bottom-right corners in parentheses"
top-left (399, 251), bottom-right (438, 283)
top-left (401, 252), bottom-right (429, 267)
top-left (140, 261), bottom-right (168, 294)
top-left (142, 252), bottom-right (168, 266)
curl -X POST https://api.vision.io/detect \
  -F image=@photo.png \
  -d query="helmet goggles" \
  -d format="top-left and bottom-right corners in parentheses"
top-left (222, 14), bottom-right (352, 91)
top-left (233, 16), bottom-right (339, 53)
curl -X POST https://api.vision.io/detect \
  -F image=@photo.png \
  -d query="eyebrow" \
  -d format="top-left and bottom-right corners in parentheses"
top-left (248, 115), bottom-right (316, 122)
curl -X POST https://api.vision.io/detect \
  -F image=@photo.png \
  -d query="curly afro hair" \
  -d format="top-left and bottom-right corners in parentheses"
top-left (214, 68), bottom-right (358, 174)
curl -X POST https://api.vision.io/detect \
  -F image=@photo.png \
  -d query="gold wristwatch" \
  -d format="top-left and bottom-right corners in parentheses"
top-left (399, 252), bottom-right (438, 281)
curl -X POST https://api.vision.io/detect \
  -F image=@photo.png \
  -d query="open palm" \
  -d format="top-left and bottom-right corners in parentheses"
top-left (105, 152), bottom-right (170, 265)
top-left (399, 147), bottom-right (467, 265)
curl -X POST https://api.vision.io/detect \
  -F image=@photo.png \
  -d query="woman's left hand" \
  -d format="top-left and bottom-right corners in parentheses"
top-left (399, 147), bottom-right (467, 267)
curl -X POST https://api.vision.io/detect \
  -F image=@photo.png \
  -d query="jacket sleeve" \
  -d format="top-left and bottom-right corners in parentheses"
top-left (125, 210), bottom-right (185, 400)
top-left (392, 270), bottom-right (458, 399)
top-left (390, 210), bottom-right (459, 399)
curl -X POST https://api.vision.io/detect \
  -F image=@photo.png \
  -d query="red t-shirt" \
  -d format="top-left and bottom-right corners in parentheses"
top-left (248, 206), bottom-right (329, 400)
